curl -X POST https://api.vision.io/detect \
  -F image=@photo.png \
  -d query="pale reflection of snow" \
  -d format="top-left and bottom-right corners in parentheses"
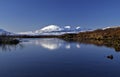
top-left (40, 44), bottom-right (59, 50)
top-left (76, 44), bottom-right (80, 48)
top-left (65, 44), bottom-right (71, 49)
top-left (34, 38), bottom-right (63, 50)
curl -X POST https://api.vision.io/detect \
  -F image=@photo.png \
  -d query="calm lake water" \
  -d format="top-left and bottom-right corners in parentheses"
top-left (0, 38), bottom-right (120, 77)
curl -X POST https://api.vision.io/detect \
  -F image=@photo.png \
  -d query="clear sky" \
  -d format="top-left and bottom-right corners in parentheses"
top-left (0, 0), bottom-right (120, 32)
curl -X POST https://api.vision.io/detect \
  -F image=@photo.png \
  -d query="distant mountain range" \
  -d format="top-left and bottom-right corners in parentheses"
top-left (18, 25), bottom-right (82, 35)
top-left (0, 25), bottom-right (120, 36)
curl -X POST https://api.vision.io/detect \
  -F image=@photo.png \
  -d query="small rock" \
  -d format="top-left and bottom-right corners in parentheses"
top-left (107, 55), bottom-right (113, 60)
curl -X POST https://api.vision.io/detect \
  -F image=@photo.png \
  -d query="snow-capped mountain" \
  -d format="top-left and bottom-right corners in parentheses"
top-left (1, 25), bottom-right (120, 36)
top-left (0, 29), bottom-right (13, 35)
top-left (18, 25), bottom-right (82, 35)
top-left (35, 25), bottom-right (62, 34)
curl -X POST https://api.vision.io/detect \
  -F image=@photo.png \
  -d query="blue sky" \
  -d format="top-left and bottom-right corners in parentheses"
top-left (0, 0), bottom-right (120, 32)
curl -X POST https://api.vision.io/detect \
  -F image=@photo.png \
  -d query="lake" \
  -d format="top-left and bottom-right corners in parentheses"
top-left (0, 38), bottom-right (120, 77)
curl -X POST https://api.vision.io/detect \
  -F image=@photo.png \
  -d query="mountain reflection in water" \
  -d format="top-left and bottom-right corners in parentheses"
top-left (24, 38), bottom-right (81, 50)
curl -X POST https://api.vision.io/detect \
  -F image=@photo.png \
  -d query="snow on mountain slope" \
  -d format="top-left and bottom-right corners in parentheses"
top-left (34, 25), bottom-right (62, 34)
top-left (76, 26), bottom-right (80, 30)
top-left (40, 25), bottom-right (62, 32)
top-left (102, 26), bottom-right (120, 30)
top-left (64, 26), bottom-right (71, 29)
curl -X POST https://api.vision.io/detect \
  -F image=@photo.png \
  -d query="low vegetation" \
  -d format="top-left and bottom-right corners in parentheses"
top-left (58, 27), bottom-right (120, 51)
top-left (0, 35), bottom-right (20, 44)
top-left (59, 27), bottom-right (120, 40)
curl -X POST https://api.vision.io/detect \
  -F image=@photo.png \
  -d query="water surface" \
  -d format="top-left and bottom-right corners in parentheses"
top-left (0, 38), bottom-right (120, 77)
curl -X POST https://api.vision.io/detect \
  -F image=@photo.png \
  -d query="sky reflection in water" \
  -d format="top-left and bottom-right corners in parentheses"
top-left (0, 38), bottom-right (120, 77)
